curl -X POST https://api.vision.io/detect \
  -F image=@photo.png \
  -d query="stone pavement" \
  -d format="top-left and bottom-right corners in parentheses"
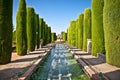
top-left (0, 44), bottom-right (54, 80)
top-left (73, 50), bottom-right (120, 80)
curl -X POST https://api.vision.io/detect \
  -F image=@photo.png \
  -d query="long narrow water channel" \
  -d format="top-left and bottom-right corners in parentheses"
top-left (30, 44), bottom-right (88, 80)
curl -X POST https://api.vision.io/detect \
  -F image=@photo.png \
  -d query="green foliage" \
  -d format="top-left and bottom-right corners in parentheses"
top-left (77, 14), bottom-right (84, 49)
top-left (62, 32), bottom-right (67, 41)
top-left (92, 0), bottom-right (105, 56)
top-left (48, 27), bottom-right (51, 43)
top-left (16, 0), bottom-right (27, 56)
top-left (39, 18), bottom-right (43, 39)
top-left (51, 32), bottom-right (57, 42)
top-left (0, 0), bottom-right (13, 64)
top-left (83, 8), bottom-right (91, 51)
top-left (12, 30), bottom-right (16, 42)
top-left (70, 21), bottom-right (76, 46)
top-left (26, 7), bottom-right (36, 51)
top-left (35, 14), bottom-right (39, 49)
top-left (103, 0), bottom-right (120, 66)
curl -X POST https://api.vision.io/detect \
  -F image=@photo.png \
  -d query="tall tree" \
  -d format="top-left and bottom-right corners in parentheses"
top-left (35, 14), bottom-right (40, 49)
top-left (83, 8), bottom-right (91, 51)
top-left (104, 0), bottom-right (120, 66)
top-left (92, 0), bottom-right (105, 56)
top-left (77, 14), bottom-right (84, 49)
top-left (26, 7), bottom-right (36, 51)
top-left (70, 21), bottom-right (76, 46)
top-left (16, 0), bottom-right (27, 56)
top-left (0, 0), bottom-right (13, 64)
top-left (48, 27), bottom-right (51, 43)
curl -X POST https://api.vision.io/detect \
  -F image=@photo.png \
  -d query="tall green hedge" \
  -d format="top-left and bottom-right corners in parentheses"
top-left (12, 30), bottom-right (16, 42)
top-left (83, 8), bottom-right (91, 51)
top-left (35, 14), bottom-right (39, 49)
top-left (51, 33), bottom-right (55, 42)
top-left (77, 14), bottom-right (84, 49)
top-left (103, 0), bottom-right (120, 66)
top-left (0, 0), bottom-right (13, 64)
top-left (39, 18), bottom-right (43, 39)
top-left (26, 7), bottom-right (36, 51)
top-left (70, 21), bottom-right (76, 46)
top-left (92, 0), bottom-right (105, 56)
top-left (48, 27), bottom-right (51, 43)
top-left (62, 32), bottom-right (67, 41)
top-left (75, 20), bottom-right (78, 47)
top-left (16, 0), bottom-right (27, 56)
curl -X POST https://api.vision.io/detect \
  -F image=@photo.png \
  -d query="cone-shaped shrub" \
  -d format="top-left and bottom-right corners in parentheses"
top-left (103, 0), bottom-right (120, 66)
top-left (92, 0), bottom-right (105, 56)
top-left (83, 8), bottom-right (91, 51)
top-left (16, 0), bottom-right (27, 56)
top-left (0, 0), bottom-right (13, 64)
top-left (27, 7), bottom-right (36, 51)
top-left (70, 21), bottom-right (76, 46)
top-left (77, 14), bottom-right (84, 49)
top-left (35, 14), bottom-right (39, 49)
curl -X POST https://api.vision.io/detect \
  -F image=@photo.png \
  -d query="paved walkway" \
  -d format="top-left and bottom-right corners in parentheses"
top-left (73, 50), bottom-right (120, 80)
top-left (0, 50), bottom-right (49, 80)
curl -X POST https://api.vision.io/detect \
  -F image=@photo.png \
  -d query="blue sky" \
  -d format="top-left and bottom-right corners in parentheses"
top-left (13, 0), bottom-right (91, 34)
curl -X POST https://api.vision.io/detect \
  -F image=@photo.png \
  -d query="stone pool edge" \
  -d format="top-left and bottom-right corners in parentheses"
top-left (18, 48), bottom-right (52, 80)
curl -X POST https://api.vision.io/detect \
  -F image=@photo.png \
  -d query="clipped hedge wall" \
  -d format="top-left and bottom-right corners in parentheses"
top-left (83, 8), bottom-right (91, 51)
top-left (92, 0), bottom-right (105, 56)
top-left (77, 14), bottom-right (84, 49)
top-left (70, 21), bottom-right (76, 46)
top-left (16, 0), bottom-right (27, 56)
top-left (35, 14), bottom-right (39, 49)
top-left (103, 0), bottom-right (120, 66)
top-left (26, 7), bottom-right (36, 51)
top-left (0, 0), bottom-right (13, 64)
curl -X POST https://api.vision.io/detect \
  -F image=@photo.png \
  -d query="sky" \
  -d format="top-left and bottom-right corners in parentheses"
top-left (13, 0), bottom-right (91, 34)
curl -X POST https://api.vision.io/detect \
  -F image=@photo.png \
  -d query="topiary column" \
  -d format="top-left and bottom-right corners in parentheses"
top-left (92, 0), bottom-right (105, 56)
top-left (26, 7), bottom-right (36, 51)
top-left (83, 8), bottom-right (91, 51)
top-left (0, 0), bottom-right (13, 64)
top-left (70, 21), bottom-right (76, 46)
top-left (16, 0), bottom-right (27, 56)
top-left (77, 14), bottom-right (84, 49)
top-left (103, 0), bottom-right (120, 66)
top-left (48, 27), bottom-right (51, 43)
top-left (35, 14), bottom-right (39, 49)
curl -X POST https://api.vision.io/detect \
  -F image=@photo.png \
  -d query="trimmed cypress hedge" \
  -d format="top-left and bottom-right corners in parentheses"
top-left (0, 0), bottom-right (13, 64)
top-left (51, 33), bottom-right (55, 42)
top-left (12, 30), bottom-right (16, 42)
top-left (62, 32), bottom-right (67, 41)
top-left (16, 0), bottom-right (27, 56)
top-left (26, 7), bottom-right (36, 51)
top-left (39, 18), bottom-right (43, 39)
top-left (70, 21), bottom-right (76, 46)
top-left (77, 14), bottom-right (84, 49)
top-left (92, 0), bottom-right (105, 56)
top-left (48, 27), bottom-right (51, 43)
top-left (103, 0), bottom-right (120, 66)
top-left (75, 19), bottom-right (78, 47)
top-left (83, 8), bottom-right (91, 51)
top-left (35, 14), bottom-right (39, 49)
